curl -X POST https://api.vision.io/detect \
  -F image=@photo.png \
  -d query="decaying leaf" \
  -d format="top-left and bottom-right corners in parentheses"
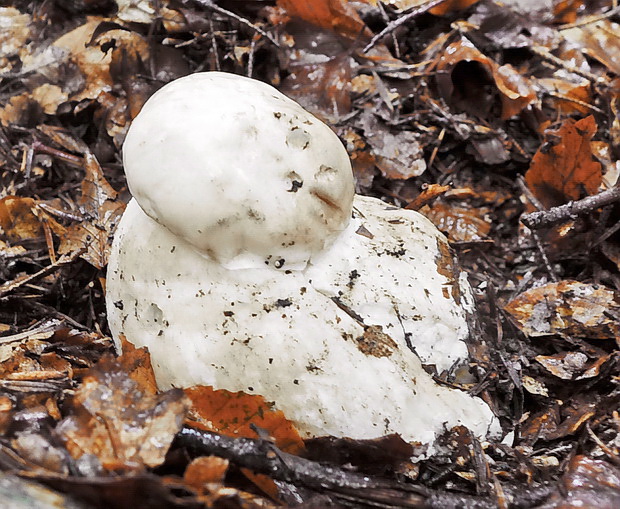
top-left (521, 394), bottom-right (597, 443)
top-left (420, 203), bottom-right (491, 242)
top-left (185, 386), bottom-right (304, 455)
top-left (277, 0), bottom-right (370, 39)
top-left (435, 38), bottom-right (536, 120)
top-left (504, 280), bottom-right (620, 340)
top-left (56, 354), bottom-right (189, 471)
top-left (357, 111), bottom-right (427, 179)
top-left (562, 20), bottom-right (620, 76)
top-left (535, 351), bottom-right (614, 380)
top-left (542, 455), bottom-right (620, 508)
top-left (525, 116), bottom-right (602, 209)
top-left (281, 53), bottom-right (353, 120)
top-left (57, 153), bottom-right (125, 269)
top-left (522, 375), bottom-right (549, 397)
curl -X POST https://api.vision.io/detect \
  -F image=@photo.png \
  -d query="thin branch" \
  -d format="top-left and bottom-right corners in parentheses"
top-left (0, 249), bottom-right (85, 298)
top-left (363, 0), bottom-right (446, 53)
top-left (521, 187), bottom-right (620, 230)
top-left (530, 45), bottom-right (608, 85)
top-left (558, 5), bottom-right (620, 30)
top-left (176, 427), bottom-right (554, 508)
top-left (193, 0), bottom-right (279, 47)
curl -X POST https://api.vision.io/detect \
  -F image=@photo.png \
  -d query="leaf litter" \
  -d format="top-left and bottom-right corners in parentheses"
top-left (0, 0), bottom-right (620, 507)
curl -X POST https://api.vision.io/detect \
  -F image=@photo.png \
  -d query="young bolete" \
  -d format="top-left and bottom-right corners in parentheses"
top-left (106, 72), bottom-right (498, 446)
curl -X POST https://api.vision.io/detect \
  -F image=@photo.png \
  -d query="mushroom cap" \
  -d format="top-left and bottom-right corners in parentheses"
top-left (122, 72), bottom-right (355, 270)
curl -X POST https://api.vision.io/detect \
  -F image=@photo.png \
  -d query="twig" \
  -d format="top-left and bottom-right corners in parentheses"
top-left (531, 229), bottom-right (559, 282)
top-left (21, 300), bottom-right (90, 331)
top-left (521, 187), bottom-right (620, 230)
top-left (31, 141), bottom-right (83, 168)
top-left (516, 175), bottom-right (544, 211)
top-left (530, 46), bottom-right (608, 85)
top-left (176, 427), bottom-right (554, 508)
top-left (586, 423), bottom-right (620, 467)
top-left (209, 18), bottom-right (220, 72)
top-left (193, 0), bottom-right (279, 47)
top-left (558, 6), bottom-right (620, 30)
top-left (0, 319), bottom-right (62, 345)
top-left (0, 250), bottom-right (85, 298)
top-left (543, 90), bottom-right (604, 114)
top-left (363, 0), bottom-right (446, 53)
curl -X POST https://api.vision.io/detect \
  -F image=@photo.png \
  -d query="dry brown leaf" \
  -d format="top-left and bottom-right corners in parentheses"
top-left (342, 129), bottom-right (377, 188)
top-left (545, 456), bottom-right (620, 508)
top-left (0, 197), bottom-right (44, 241)
top-left (357, 111), bottom-right (427, 179)
top-left (525, 116), bottom-right (602, 209)
top-left (281, 54), bottom-right (352, 120)
top-left (504, 280), bottom-right (620, 340)
top-left (118, 335), bottom-right (158, 396)
top-left (184, 456), bottom-right (229, 493)
top-left (537, 77), bottom-right (592, 115)
top-left (32, 84), bottom-right (69, 115)
top-left (535, 351), bottom-right (614, 380)
top-left (58, 153), bottom-right (125, 269)
top-left (435, 38), bottom-right (536, 120)
top-left (0, 93), bottom-right (42, 128)
top-left (56, 354), bottom-right (189, 471)
top-left (51, 19), bottom-right (151, 103)
top-left (420, 203), bottom-right (491, 242)
top-left (277, 0), bottom-right (370, 38)
top-left (0, 197), bottom-right (65, 242)
top-left (553, 0), bottom-right (585, 24)
top-left (562, 20), bottom-right (620, 75)
top-left (0, 7), bottom-right (32, 71)
top-left (521, 395), bottom-right (597, 443)
top-left (185, 386), bottom-right (304, 455)
top-left (185, 386), bottom-right (303, 502)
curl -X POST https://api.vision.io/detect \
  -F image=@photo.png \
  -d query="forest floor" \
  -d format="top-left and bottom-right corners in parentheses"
top-left (1, 0), bottom-right (620, 507)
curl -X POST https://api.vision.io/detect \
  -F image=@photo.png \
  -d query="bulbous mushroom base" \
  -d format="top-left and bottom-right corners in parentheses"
top-left (106, 196), bottom-right (498, 447)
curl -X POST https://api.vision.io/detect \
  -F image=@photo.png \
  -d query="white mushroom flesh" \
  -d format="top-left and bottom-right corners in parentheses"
top-left (107, 199), bottom-right (497, 444)
top-left (107, 71), bottom-right (499, 447)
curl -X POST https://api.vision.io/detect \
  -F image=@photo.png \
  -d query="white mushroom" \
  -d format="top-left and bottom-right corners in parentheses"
top-left (106, 72), bottom-right (498, 447)
top-left (122, 72), bottom-right (354, 271)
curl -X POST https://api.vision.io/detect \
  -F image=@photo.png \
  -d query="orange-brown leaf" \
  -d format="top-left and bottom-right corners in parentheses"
top-left (185, 386), bottom-right (304, 455)
top-left (420, 203), bottom-right (491, 242)
top-left (277, 0), bottom-right (368, 38)
top-left (0, 197), bottom-right (42, 241)
top-left (525, 116), bottom-right (602, 209)
top-left (118, 335), bottom-right (158, 396)
top-left (184, 456), bottom-right (229, 493)
top-left (504, 280), bottom-right (620, 340)
top-left (436, 39), bottom-right (535, 120)
top-left (429, 0), bottom-right (480, 16)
